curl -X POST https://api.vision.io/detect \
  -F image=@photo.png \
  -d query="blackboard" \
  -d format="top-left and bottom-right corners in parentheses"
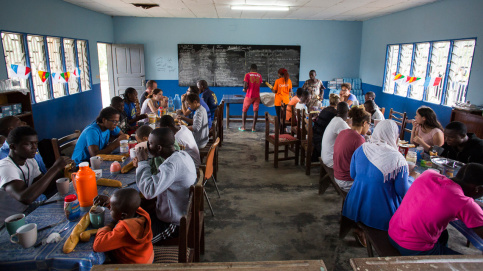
top-left (178, 44), bottom-right (300, 87)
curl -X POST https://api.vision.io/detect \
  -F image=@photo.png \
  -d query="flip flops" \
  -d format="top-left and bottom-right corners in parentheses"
top-left (238, 127), bottom-right (246, 132)
top-left (251, 129), bottom-right (256, 132)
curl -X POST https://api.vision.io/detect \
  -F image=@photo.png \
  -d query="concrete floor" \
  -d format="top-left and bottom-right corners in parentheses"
top-left (201, 123), bottom-right (481, 270)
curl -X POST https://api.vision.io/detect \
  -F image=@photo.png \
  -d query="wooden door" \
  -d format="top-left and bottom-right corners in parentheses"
top-left (111, 44), bottom-right (145, 98)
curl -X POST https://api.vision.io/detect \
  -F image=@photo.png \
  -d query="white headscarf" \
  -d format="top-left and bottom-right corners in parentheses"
top-left (362, 119), bottom-right (408, 182)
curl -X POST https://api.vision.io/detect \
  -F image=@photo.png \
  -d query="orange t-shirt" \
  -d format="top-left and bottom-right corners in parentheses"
top-left (286, 96), bottom-right (300, 121)
top-left (273, 78), bottom-right (292, 106)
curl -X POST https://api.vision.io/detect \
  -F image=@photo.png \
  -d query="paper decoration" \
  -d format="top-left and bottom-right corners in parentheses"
top-left (424, 77), bottom-right (442, 87)
top-left (10, 64), bottom-right (31, 79)
top-left (393, 74), bottom-right (405, 83)
top-left (407, 76), bottom-right (421, 85)
top-left (51, 72), bottom-right (62, 83)
top-left (38, 71), bottom-right (50, 83)
top-left (72, 68), bottom-right (81, 77)
top-left (61, 72), bottom-right (70, 82)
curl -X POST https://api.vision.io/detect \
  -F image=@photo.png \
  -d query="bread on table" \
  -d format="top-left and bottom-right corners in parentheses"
top-left (97, 178), bottom-right (122, 188)
top-left (63, 213), bottom-right (90, 253)
top-left (79, 229), bottom-right (98, 242)
top-left (96, 154), bottom-right (128, 162)
top-left (121, 161), bottom-right (134, 174)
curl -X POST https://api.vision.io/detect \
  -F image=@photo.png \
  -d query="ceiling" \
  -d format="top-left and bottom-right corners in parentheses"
top-left (63, 0), bottom-right (439, 21)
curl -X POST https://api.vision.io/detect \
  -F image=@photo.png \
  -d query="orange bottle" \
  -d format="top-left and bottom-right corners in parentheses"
top-left (71, 162), bottom-right (98, 210)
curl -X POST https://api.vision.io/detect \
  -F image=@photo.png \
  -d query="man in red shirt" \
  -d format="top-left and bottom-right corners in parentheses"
top-left (240, 64), bottom-right (262, 132)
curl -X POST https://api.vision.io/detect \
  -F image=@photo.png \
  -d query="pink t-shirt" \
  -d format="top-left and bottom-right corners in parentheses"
top-left (415, 126), bottom-right (443, 147)
top-left (333, 129), bottom-right (365, 181)
top-left (244, 72), bottom-right (262, 98)
top-left (389, 170), bottom-right (483, 251)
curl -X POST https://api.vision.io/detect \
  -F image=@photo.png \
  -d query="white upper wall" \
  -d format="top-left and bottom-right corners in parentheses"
top-left (0, 0), bottom-right (114, 84)
top-left (113, 17), bottom-right (362, 84)
top-left (359, 0), bottom-right (483, 104)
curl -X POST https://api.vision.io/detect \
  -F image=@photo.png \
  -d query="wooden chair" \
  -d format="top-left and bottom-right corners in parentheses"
top-left (388, 108), bottom-right (407, 140)
top-left (201, 137), bottom-right (221, 217)
top-left (380, 107), bottom-right (385, 115)
top-left (51, 130), bottom-right (81, 160)
top-left (290, 108), bottom-right (301, 138)
top-left (299, 112), bottom-right (320, 175)
top-left (280, 102), bottom-right (294, 134)
top-left (319, 162), bottom-right (348, 199)
top-left (357, 222), bottom-right (401, 257)
top-left (193, 168), bottom-right (205, 262)
top-left (403, 118), bottom-right (413, 141)
top-left (265, 112), bottom-right (300, 168)
top-left (153, 181), bottom-right (195, 263)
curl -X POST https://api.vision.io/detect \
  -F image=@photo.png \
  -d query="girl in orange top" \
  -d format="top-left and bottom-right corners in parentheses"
top-left (270, 68), bottom-right (292, 123)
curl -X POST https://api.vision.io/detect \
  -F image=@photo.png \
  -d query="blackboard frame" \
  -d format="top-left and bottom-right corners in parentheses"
top-left (178, 44), bottom-right (301, 87)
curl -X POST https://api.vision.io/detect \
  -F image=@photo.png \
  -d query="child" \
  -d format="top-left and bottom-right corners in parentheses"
top-left (182, 93), bottom-right (208, 149)
top-left (93, 188), bottom-right (154, 264)
top-left (123, 87), bottom-right (148, 127)
top-left (135, 125), bottom-right (153, 146)
top-left (111, 96), bottom-right (129, 134)
top-left (286, 88), bottom-right (303, 122)
top-left (295, 89), bottom-right (310, 115)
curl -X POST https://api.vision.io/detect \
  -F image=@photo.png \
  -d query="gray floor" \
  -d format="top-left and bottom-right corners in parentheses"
top-left (201, 123), bottom-right (481, 270)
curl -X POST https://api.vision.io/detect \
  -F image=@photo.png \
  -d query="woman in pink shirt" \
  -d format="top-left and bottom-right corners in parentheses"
top-left (389, 163), bottom-right (483, 255)
top-left (410, 106), bottom-right (444, 151)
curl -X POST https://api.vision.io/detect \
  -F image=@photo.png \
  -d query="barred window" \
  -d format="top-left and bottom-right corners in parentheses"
top-left (445, 39), bottom-right (475, 106)
top-left (46, 37), bottom-right (65, 98)
top-left (1, 32), bottom-right (29, 89)
top-left (27, 35), bottom-right (50, 102)
top-left (409, 43), bottom-right (430, 100)
top-left (63, 38), bottom-right (79, 95)
top-left (394, 44), bottom-right (413, 97)
top-left (383, 45), bottom-right (399, 94)
top-left (77, 40), bottom-right (91, 91)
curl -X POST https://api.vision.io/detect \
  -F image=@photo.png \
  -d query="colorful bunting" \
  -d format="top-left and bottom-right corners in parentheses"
top-left (72, 68), bottom-right (81, 77)
top-left (393, 74), bottom-right (405, 83)
top-left (38, 71), bottom-right (50, 83)
top-left (61, 72), bottom-right (70, 82)
top-left (10, 64), bottom-right (31, 79)
top-left (424, 77), bottom-right (442, 87)
top-left (407, 76), bottom-right (421, 85)
top-left (51, 72), bottom-right (62, 84)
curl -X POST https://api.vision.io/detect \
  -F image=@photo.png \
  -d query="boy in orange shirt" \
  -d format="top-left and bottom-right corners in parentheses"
top-left (286, 88), bottom-right (303, 122)
top-left (93, 188), bottom-right (154, 264)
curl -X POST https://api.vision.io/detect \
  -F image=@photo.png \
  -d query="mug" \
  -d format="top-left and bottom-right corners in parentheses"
top-left (90, 156), bottom-right (102, 170)
top-left (5, 213), bottom-right (26, 235)
top-left (89, 207), bottom-right (105, 229)
top-left (10, 223), bottom-right (37, 248)
top-left (56, 178), bottom-right (70, 195)
top-left (130, 148), bottom-right (136, 160)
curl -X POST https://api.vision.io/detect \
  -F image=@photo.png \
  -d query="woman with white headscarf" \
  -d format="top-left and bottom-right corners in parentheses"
top-left (342, 119), bottom-right (417, 231)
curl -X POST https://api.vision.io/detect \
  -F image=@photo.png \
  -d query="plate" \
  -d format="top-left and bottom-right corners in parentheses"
top-left (431, 157), bottom-right (465, 169)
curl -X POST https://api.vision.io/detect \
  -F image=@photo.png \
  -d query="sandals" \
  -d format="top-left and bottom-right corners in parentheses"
top-left (238, 127), bottom-right (246, 132)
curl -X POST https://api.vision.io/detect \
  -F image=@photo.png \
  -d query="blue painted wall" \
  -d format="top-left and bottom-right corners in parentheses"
top-left (0, 0), bottom-right (114, 139)
top-left (359, 0), bottom-right (483, 126)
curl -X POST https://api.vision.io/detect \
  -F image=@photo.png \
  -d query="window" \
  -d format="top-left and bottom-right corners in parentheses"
top-left (46, 37), bottom-right (65, 98)
top-left (383, 45), bottom-right (399, 94)
top-left (1, 31), bottom-right (92, 103)
top-left (382, 38), bottom-right (476, 106)
top-left (445, 39), bottom-right (475, 106)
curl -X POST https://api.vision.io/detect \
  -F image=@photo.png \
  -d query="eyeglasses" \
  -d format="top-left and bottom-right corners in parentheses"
top-left (107, 119), bottom-right (119, 125)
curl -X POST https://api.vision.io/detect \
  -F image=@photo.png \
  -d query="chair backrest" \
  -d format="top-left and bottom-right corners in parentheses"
top-left (403, 119), bottom-right (413, 140)
top-left (177, 185), bottom-right (194, 263)
top-left (204, 137), bottom-right (220, 180)
top-left (51, 130), bottom-right (81, 160)
top-left (265, 112), bottom-right (280, 142)
top-left (193, 168), bottom-right (205, 262)
top-left (218, 101), bottom-right (224, 144)
top-left (380, 107), bottom-right (385, 115)
top-left (388, 108), bottom-right (407, 140)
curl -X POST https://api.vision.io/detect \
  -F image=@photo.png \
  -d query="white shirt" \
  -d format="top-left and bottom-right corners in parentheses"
top-left (295, 103), bottom-right (309, 115)
top-left (321, 117), bottom-right (350, 168)
top-left (175, 126), bottom-right (201, 168)
top-left (0, 157), bottom-right (42, 223)
top-left (372, 108), bottom-right (385, 121)
top-left (192, 106), bottom-right (209, 149)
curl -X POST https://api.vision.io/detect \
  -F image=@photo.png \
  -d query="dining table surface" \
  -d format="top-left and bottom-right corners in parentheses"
top-left (0, 156), bottom-right (137, 271)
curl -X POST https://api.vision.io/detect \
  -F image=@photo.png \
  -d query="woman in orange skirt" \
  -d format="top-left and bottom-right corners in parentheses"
top-left (270, 68), bottom-right (292, 124)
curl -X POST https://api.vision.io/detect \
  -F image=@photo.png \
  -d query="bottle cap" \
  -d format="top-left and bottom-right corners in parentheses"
top-left (79, 162), bottom-right (89, 168)
top-left (64, 194), bottom-right (77, 202)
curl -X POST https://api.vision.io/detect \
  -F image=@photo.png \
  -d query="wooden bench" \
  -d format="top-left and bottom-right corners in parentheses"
top-left (357, 222), bottom-right (401, 257)
top-left (350, 255), bottom-right (483, 271)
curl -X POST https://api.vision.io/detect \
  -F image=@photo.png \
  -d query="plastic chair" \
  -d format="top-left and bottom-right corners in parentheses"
top-left (51, 130), bottom-right (81, 160)
top-left (201, 137), bottom-right (221, 216)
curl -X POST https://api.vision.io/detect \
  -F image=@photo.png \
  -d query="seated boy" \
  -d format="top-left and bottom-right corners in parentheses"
top-left (181, 93), bottom-right (209, 149)
top-left (93, 188), bottom-right (154, 264)
top-left (295, 89), bottom-right (310, 115)
top-left (286, 88), bottom-right (303, 122)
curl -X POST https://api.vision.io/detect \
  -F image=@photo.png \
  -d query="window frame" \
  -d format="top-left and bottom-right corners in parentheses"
top-left (1, 29), bottom-right (92, 104)
top-left (382, 37), bottom-right (477, 107)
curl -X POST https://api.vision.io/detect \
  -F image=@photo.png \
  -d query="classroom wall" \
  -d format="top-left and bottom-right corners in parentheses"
top-left (0, 0), bottom-right (113, 139)
top-left (359, 0), bottom-right (483, 130)
top-left (113, 17), bottom-right (362, 117)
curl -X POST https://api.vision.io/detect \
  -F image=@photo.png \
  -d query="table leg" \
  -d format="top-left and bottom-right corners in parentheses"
top-left (226, 103), bottom-right (230, 129)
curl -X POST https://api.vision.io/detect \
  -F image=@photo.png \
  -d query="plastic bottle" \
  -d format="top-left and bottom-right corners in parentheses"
top-left (168, 97), bottom-right (174, 112)
top-left (158, 107), bottom-right (163, 117)
top-left (71, 162), bottom-right (98, 211)
top-left (173, 94), bottom-right (181, 111)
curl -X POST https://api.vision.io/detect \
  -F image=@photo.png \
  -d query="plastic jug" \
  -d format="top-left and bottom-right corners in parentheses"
top-left (71, 162), bottom-right (98, 210)
top-left (173, 94), bottom-right (181, 111)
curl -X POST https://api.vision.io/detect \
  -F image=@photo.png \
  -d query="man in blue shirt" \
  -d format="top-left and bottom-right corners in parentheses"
top-left (197, 80), bottom-right (218, 124)
top-left (0, 116), bottom-right (47, 173)
top-left (72, 107), bottom-right (129, 165)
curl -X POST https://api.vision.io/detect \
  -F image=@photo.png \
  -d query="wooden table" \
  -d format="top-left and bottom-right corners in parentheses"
top-left (350, 255), bottom-right (483, 270)
top-left (222, 94), bottom-right (259, 128)
top-left (92, 260), bottom-right (327, 271)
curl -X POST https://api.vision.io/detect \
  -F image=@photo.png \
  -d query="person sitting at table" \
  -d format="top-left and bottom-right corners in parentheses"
top-left (93, 188), bottom-right (154, 264)
top-left (312, 93), bottom-right (340, 162)
top-left (364, 91), bottom-right (378, 106)
top-left (123, 87), bottom-right (148, 126)
top-left (141, 88), bottom-right (168, 123)
top-left (339, 83), bottom-right (358, 108)
top-left (240, 64), bottom-right (262, 132)
top-left (269, 68), bottom-right (292, 124)
top-left (181, 93), bottom-right (209, 149)
top-left (410, 106), bottom-right (444, 152)
top-left (285, 88), bottom-right (303, 122)
top-left (133, 128), bottom-right (197, 243)
top-left (159, 115), bottom-right (201, 169)
top-left (321, 102), bottom-right (350, 168)
top-left (178, 86), bottom-right (212, 129)
top-left (0, 126), bottom-right (72, 223)
top-left (342, 120), bottom-right (417, 233)
top-left (333, 106), bottom-right (371, 192)
top-left (110, 96), bottom-right (129, 134)
top-left (389, 163), bottom-right (483, 256)
top-left (198, 79), bottom-right (218, 125)
top-left (0, 116), bottom-right (47, 174)
top-left (72, 107), bottom-right (129, 165)
top-left (295, 89), bottom-right (310, 115)
top-left (139, 80), bottom-right (158, 109)
top-left (364, 100), bottom-right (385, 122)
top-left (302, 70), bottom-right (325, 110)
top-left (135, 125), bottom-right (153, 146)
top-left (441, 121), bottom-right (483, 164)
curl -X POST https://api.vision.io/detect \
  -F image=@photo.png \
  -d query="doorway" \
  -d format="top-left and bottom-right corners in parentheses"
top-left (97, 43), bottom-right (112, 108)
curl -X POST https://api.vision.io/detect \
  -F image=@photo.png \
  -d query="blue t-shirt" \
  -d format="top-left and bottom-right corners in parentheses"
top-left (190, 99), bottom-right (212, 129)
top-left (0, 141), bottom-right (47, 174)
top-left (71, 122), bottom-right (121, 165)
top-left (124, 102), bottom-right (137, 127)
top-left (201, 88), bottom-right (217, 123)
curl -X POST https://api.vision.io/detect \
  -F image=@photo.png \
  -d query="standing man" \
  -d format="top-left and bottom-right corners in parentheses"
top-left (140, 80), bottom-right (158, 108)
top-left (197, 80), bottom-right (218, 124)
top-left (240, 64), bottom-right (262, 132)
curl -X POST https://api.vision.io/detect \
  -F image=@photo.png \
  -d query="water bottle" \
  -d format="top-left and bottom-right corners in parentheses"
top-left (168, 96), bottom-right (174, 112)
top-left (71, 162), bottom-right (98, 211)
top-left (173, 94), bottom-right (181, 111)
